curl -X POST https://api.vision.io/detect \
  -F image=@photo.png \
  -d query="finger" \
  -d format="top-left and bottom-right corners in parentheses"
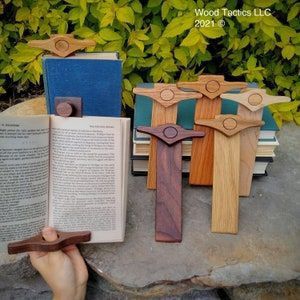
top-left (28, 227), bottom-right (58, 261)
top-left (42, 226), bottom-right (58, 242)
top-left (63, 245), bottom-right (88, 283)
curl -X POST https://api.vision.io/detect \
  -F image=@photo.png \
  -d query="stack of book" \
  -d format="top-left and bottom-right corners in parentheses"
top-left (132, 83), bottom-right (279, 177)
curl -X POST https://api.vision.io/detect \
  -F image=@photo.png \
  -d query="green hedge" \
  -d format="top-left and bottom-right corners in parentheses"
top-left (0, 0), bottom-right (299, 126)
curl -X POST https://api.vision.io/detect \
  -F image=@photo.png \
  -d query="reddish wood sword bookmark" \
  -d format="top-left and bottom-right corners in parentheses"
top-left (137, 124), bottom-right (205, 242)
top-left (8, 231), bottom-right (91, 254)
top-left (196, 115), bottom-right (263, 234)
top-left (177, 75), bottom-right (247, 186)
top-left (221, 89), bottom-right (290, 196)
top-left (133, 84), bottom-right (202, 190)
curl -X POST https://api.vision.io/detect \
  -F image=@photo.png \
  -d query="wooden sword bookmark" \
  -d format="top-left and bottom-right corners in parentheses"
top-left (221, 89), bottom-right (290, 196)
top-left (196, 115), bottom-right (264, 234)
top-left (133, 84), bottom-right (202, 190)
top-left (8, 231), bottom-right (91, 254)
top-left (137, 124), bottom-right (205, 242)
top-left (177, 75), bottom-right (247, 186)
top-left (28, 34), bottom-right (95, 57)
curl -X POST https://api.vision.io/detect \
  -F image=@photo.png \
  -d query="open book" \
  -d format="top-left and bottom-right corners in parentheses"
top-left (0, 115), bottom-right (130, 247)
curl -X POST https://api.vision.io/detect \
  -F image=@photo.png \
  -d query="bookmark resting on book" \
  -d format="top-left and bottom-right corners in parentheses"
top-left (133, 84), bottom-right (202, 190)
top-left (177, 75), bottom-right (247, 186)
top-left (196, 115), bottom-right (263, 234)
top-left (28, 34), bottom-right (95, 57)
top-left (137, 124), bottom-right (205, 242)
top-left (221, 89), bottom-right (290, 196)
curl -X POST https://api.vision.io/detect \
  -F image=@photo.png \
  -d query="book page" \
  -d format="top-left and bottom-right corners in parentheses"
top-left (0, 115), bottom-right (49, 248)
top-left (49, 116), bottom-right (126, 242)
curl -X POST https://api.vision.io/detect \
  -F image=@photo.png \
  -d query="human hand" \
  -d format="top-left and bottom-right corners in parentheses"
top-left (29, 227), bottom-right (88, 300)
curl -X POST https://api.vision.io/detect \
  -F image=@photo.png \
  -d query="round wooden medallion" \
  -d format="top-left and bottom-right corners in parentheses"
top-left (56, 102), bottom-right (73, 117)
top-left (205, 80), bottom-right (220, 93)
top-left (163, 126), bottom-right (178, 138)
top-left (223, 117), bottom-right (237, 130)
top-left (55, 40), bottom-right (69, 52)
top-left (160, 89), bottom-right (175, 101)
top-left (248, 93), bottom-right (263, 106)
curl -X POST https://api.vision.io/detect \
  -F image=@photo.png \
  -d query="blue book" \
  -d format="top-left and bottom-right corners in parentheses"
top-left (43, 52), bottom-right (122, 117)
top-left (133, 83), bottom-right (279, 141)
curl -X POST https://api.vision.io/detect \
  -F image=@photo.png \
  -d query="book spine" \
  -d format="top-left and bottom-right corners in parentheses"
top-left (42, 58), bottom-right (51, 114)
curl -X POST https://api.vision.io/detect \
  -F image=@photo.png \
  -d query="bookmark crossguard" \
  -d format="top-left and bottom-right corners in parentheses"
top-left (137, 124), bottom-right (205, 242)
top-left (221, 89), bottom-right (290, 196)
top-left (133, 84), bottom-right (202, 190)
top-left (177, 75), bottom-right (247, 186)
top-left (196, 115), bottom-right (264, 234)
top-left (8, 231), bottom-right (91, 254)
top-left (28, 34), bottom-right (96, 57)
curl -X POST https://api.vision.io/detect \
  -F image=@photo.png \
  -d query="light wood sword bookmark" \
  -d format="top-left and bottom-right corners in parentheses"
top-left (133, 84), bottom-right (202, 190)
top-left (221, 88), bottom-right (290, 196)
top-left (177, 75), bottom-right (247, 186)
top-left (196, 115), bottom-right (264, 234)
top-left (28, 34), bottom-right (95, 57)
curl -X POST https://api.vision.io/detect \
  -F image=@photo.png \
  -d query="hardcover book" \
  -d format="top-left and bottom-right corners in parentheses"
top-left (0, 115), bottom-right (130, 248)
top-left (43, 52), bottom-right (122, 117)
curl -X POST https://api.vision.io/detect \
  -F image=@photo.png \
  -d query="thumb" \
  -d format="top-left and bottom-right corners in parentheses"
top-left (42, 227), bottom-right (58, 242)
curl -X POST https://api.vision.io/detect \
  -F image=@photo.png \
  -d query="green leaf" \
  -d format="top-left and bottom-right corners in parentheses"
top-left (263, 15), bottom-right (281, 27)
top-left (163, 15), bottom-right (194, 38)
top-left (199, 26), bottom-right (226, 39)
top-left (99, 28), bottom-right (122, 41)
top-left (274, 101), bottom-right (300, 112)
top-left (122, 90), bottom-right (134, 108)
top-left (171, 0), bottom-right (187, 10)
top-left (131, 0), bottom-right (142, 13)
top-left (174, 47), bottom-right (187, 66)
top-left (151, 24), bottom-right (161, 38)
top-left (16, 7), bottom-right (30, 21)
top-left (181, 28), bottom-right (200, 46)
top-left (260, 23), bottom-right (275, 39)
top-left (239, 36), bottom-right (250, 49)
top-left (282, 45), bottom-right (295, 59)
top-left (0, 86), bottom-right (6, 94)
top-left (232, 66), bottom-right (245, 76)
top-left (253, 0), bottom-right (277, 8)
top-left (293, 112), bottom-right (300, 125)
top-left (116, 6), bottom-right (135, 24)
top-left (161, 1), bottom-right (170, 19)
top-left (246, 55), bottom-right (257, 70)
top-left (58, 21), bottom-right (68, 34)
top-left (275, 76), bottom-right (293, 89)
top-left (273, 112), bottom-right (282, 128)
top-left (74, 27), bottom-right (95, 38)
top-left (287, 3), bottom-right (300, 21)
top-left (147, 0), bottom-right (162, 8)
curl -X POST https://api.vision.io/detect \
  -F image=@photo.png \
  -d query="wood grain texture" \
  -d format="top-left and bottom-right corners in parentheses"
top-left (8, 231), bottom-right (91, 254)
top-left (196, 114), bottom-right (264, 137)
top-left (133, 84), bottom-right (202, 190)
top-left (238, 106), bottom-right (263, 196)
top-left (28, 34), bottom-right (95, 57)
top-left (156, 141), bottom-right (182, 242)
top-left (189, 96), bottom-right (221, 185)
top-left (221, 89), bottom-right (291, 112)
top-left (147, 102), bottom-right (178, 189)
top-left (212, 131), bottom-right (240, 234)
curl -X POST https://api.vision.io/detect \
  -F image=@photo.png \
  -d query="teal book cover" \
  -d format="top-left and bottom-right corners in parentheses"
top-left (43, 53), bottom-right (122, 117)
top-left (133, 83), bottom-right (279, 136)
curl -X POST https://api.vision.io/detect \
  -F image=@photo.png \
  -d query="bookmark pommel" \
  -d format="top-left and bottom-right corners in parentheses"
top-left (177, 75), bottom-right (247, 99)
top-left (28, 34), bottom-right (96, 57)
top-left (221, 88), bottom-right (291, 112)
top-left (196, 115), bottom-right (264, 137)
top-left (137, 124), bottom-right (205, 145)
top-left (133, 84), bottom-right (202, 108)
